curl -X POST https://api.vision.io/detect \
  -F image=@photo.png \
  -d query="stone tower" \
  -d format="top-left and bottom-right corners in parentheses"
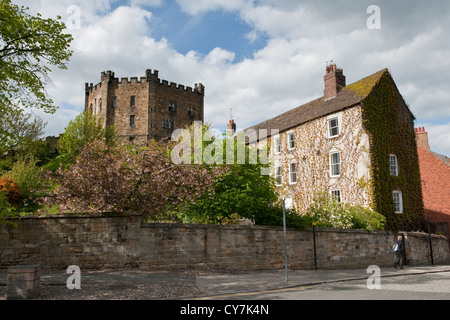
top-left (85, 69), bottom-right (205, 144)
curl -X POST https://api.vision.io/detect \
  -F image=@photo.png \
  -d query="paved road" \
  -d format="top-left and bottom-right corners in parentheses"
top-left (196, 270), bottom-right (450, 300)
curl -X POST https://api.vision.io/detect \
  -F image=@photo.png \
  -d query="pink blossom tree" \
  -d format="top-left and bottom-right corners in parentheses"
top-left (42, 139), bottom-right (222, 219)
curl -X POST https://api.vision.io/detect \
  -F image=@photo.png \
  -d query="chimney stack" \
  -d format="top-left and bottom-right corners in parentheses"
top-left (324, 62), bottom-right (346, 100)
top-left (227, 119), bottom-right (236, 136)
top-left (415, 127), bottom-right (430, 151)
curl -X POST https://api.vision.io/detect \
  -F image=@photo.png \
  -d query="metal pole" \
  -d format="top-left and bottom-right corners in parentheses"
top-left (427, 216), bottom-right (434, 265)
top-left (282, 198), bottom-right (288, 282)
top-left (312, 222), bottom-right (318, 271)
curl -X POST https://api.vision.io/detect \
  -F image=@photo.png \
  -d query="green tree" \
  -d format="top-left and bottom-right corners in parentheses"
top-left (0, 0), bottom-right (73, 144)
top-left (57, 111), bottom-right (118, 164)
top-left (0, 109), bottom-right (46, 155)
top-left (176, 127), bottom-right (279, 224)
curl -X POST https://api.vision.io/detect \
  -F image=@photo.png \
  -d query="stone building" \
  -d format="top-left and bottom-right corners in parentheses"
top-left (246, 63), bottom-right (424, 231)
top-left (85, 69), bottom-right (204, 144)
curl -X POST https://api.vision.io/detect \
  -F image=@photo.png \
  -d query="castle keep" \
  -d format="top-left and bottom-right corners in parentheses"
top-left (85, 69), bottom-right (204, 144)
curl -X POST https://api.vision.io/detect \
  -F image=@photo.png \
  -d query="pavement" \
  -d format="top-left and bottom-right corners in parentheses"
top-left (193, 264), bottom-right (450, 299)
top-left (1, 264), bottom-right (450, 300)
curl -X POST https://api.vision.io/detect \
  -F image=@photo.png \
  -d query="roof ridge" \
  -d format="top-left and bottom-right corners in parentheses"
top-left (245, 67), bottom-right (391, 135)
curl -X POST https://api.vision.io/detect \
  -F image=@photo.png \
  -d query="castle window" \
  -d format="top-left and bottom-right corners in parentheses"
top-left (130, 96), bottom-right (136, 107)
top-left (162, 120), bottom-right (166, 128)
top-left (393, 190), bottom-right (403, 213)
top-left (188, 106), bottom-right (194, 115)
top-left (130, 115), bottom-right (135, 127)
top-left (287, 132), bottom-right (295, 150)
top-left (98, 99), bottom-right (102, 113)
top-left (329, 151), bottom-right (341, 178)
top-left (89, 104), bottom-right (93, 113)
top-left (274, 166), bottom-right (282, 186)
top-left (289, 162), bottom-right (297, 184)
top-left (112, 97), bottom-right (117, 108)
top-left (328, 117), bottom-right (339, 138)
top-left (273, 136), bottom-right (281, 154)
top-left (390, 154), bottom-right (399, 176)
top-left (169, 101), bottom-right (177, 112)
top-left (330, 189), bottom-right (341, 202)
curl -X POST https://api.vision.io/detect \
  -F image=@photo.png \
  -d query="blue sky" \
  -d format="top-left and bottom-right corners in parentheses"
top-left (15, 0), bottom-right (450, 156)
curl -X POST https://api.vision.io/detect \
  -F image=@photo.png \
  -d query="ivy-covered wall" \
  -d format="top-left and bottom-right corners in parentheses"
top-left (360, 71), bottom-right (424, 231)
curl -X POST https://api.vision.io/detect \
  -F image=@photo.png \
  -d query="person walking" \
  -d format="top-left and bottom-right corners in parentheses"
top-left (393, 235), bottom-right (405, 269)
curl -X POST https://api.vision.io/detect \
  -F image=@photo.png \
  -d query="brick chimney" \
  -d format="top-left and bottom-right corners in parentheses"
top-left (227, 119), bottom-right (236, 135)
top-left (415, 127), bottom-right (430, 151)
top-left (324, 63), bottom-right (346, 100)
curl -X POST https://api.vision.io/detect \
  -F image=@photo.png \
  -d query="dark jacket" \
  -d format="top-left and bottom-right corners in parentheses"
top-left (395, 240), bottom-right (404, 253)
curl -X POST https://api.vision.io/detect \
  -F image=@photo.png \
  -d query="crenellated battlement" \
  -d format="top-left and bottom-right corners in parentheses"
top-left (85, 68), bottom-right (204, 144)
top-left (86, 69), bottom-right (204, 95)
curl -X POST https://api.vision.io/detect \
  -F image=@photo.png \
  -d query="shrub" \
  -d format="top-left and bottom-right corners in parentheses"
top-left (0, 176), bottom-right (23, 205)
top-left (6, 155), bottom-right (42, 199)
top-left (305, 191), bottom-right (386, 230)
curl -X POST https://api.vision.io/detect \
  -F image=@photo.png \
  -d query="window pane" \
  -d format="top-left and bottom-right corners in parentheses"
top-left (328, 118), bottom-right (339, 137)
top-left (274, 137), bottom-right (281, 153)
top-left (330, 152), bottom-right (340, 177)
top-left (289, 163), bottom-right (297, 183)
top-left (390, 155), bottom-right (398, 176)
top-left (393, 191), bottom-right (403, 213)
top-left (275, 166), bottom-right (282, 185)
top-left (288, 133), bottom-right (295, 149)
top-left (331, 190), bottom-right (341, 202)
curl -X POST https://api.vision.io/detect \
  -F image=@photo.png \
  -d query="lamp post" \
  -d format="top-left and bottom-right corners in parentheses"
top-left (283, 198), bottom-right (288, 282)
top-left (312, 222), bottom-right (318, 271)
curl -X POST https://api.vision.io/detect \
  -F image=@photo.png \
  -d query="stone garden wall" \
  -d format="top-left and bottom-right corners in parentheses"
top-left (1, 213), bottom-right (449, 271)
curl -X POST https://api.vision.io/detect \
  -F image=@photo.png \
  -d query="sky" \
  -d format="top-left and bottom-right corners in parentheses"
top-left (14, 0), bottom-right (450, 156)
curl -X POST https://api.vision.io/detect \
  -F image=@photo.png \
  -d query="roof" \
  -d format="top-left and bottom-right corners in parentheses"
top-left (245, 68), bottom-right (389, 139)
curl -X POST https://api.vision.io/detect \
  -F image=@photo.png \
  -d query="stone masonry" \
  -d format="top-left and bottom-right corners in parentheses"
top-left (85, 69), bottom-right (204, 144)
top-left (1, 214), bottom-right (449, 271)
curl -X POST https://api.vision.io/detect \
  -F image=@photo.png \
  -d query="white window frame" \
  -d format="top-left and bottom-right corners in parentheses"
top-left (393, 190), bottom-right (403, 213)
top-left (330, 189), bottom-right (341, 202)
top-left (289, 161), bottom-right (297, 184)
top-left (327, 117), bottom-right (339, 138)
top-left (329, 151), bottom-right (341, 178)
top-left (390, 154), bottom-right (399, 176)
top-left (274, 165), bottom-right (282, 186)
top-left (287, 132), bottom-right (295, 150)
top-left (273, 136), bottom-right (281, 154)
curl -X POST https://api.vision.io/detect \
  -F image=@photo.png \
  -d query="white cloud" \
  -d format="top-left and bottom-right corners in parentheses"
top-left (9, 1), bottom-right (450, 155)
